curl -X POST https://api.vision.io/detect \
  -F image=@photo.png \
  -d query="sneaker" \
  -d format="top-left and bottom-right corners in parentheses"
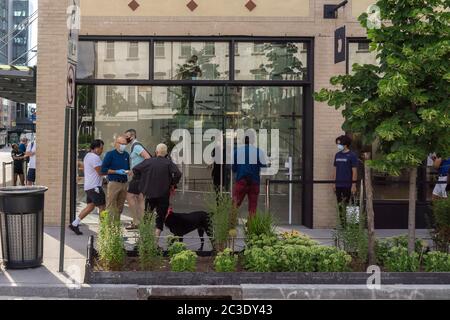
top-left (69, 224), bottom-right (83, 235)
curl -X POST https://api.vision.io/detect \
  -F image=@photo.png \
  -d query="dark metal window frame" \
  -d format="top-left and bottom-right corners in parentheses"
top-left (73, 35), bottom-right (315, 228)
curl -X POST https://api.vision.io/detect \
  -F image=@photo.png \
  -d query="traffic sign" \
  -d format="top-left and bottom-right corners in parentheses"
top-left (67, 63), bottom-right (76, 108)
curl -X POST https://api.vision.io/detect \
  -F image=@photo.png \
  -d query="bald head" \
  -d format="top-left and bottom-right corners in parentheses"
top-left (115, 135), bottom-right (128, 152)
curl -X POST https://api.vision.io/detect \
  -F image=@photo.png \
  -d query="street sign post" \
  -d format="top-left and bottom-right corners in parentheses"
top-left (59, 0), bottom-right (79, 273)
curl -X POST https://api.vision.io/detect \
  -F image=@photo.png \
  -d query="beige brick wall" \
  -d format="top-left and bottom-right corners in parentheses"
top-left (36, 0), bottom-right (70, 226)
top-left (37, 0), bottom-right (367, 227)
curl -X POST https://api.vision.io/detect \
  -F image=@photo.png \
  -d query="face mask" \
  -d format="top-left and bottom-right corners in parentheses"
top-left (126, 137), bottom-right (132, 144)
top-left (118, 144), bottom-right (127, 153)
top-left (337, 144), bottom-right (345, 152)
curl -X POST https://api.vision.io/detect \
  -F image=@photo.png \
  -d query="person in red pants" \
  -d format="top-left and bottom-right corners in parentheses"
top-left (232, 134), bottom-right (268, 218)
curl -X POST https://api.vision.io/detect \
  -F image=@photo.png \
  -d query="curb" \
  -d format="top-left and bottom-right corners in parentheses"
top-left (1, 284), bottom-right (450, 300)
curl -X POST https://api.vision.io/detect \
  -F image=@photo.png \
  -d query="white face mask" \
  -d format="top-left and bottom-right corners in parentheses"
top-left (118, 144), bottom-right (127, 153)
top-left (337, 144), bottom-right (345, 152)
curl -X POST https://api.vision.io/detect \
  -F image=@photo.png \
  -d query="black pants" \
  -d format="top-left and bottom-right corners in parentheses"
top-left (146, 195), bottom-right (170, 231)
top-left (335, 187), bottom-right (351, 205)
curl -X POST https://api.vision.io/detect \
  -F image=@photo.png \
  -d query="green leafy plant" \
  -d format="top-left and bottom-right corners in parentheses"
top-left (315, 0), bottom-right (450, 255)
top-left (245, 210), bottom-right (277, 238)
top-left (170, 250), bottom-right (197, 272)
top-left (245, 233), bottom-right (280, 249)
top-left (431, 198), bottom-right (450, 253)
top-left (423, 251), bottom-right (450, 272)
top-left (214, 248), bottom-right (238, 272)
top-left (312, 246), bottom-right (352, 272)
top-left (97, 211), bottom-right (125, 271)
top-left (278, 245), bottom-right (316, 272)
top-left (137, 214), bottom-right (161, 270)
top-left (168, 241), bottom-right (187, 259)
top-left (375, 235), bottom-right (426, 266)
top-left (207, 193), bottom-right (235, 251)
top-left (385, 246), bottom-right (420, 272)
top-left (243, 242), bottom-right (352, 272)
top-left (280, 230), bottom-right (318, 247)
top-left (333, 203), bottom-right (369, 262)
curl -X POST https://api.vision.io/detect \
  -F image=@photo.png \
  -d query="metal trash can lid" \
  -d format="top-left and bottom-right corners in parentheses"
top-left (0, 186), bottom-right (48, 196)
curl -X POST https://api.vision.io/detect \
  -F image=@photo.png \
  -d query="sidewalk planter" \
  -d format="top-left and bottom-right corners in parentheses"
top-left (84, 236), bottom-right (450, 285)
top-left (0, 186), bottom-right (48, 269)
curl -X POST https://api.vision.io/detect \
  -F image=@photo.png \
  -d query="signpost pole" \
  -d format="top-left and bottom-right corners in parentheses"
top-left (59, 0), bottom-right (79, 273)
top-left (59, 106), bottom-right (70, 272)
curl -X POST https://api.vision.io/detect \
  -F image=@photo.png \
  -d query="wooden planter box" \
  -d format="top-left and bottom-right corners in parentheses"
top-left (84, 236), bottom-right (450, 285)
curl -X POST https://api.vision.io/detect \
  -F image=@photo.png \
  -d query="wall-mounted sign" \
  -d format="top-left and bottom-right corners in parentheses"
top-left (335, 26), bottom-right (346, 64)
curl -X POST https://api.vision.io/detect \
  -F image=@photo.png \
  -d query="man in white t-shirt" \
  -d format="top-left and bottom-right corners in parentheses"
top-left (25, 140), bottom-right (37, 185)
top-left (69, 139), bottom-right (106, 235)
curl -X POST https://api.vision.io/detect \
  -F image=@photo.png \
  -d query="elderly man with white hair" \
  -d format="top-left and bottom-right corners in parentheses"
top-left (132, 143), bottom-right (182, 238)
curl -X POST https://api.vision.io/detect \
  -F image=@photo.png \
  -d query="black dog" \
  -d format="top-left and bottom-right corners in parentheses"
top-left (164, 208), bottom-right (213, 251)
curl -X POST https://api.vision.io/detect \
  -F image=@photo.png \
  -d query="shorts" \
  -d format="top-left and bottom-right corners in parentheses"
top-left (127, 178), bottom-right (140, 195)
top-left (14, 164), bottom-right (24, 175)
top-left (86, 187), bottom-right (106, 206)
top-left (433, 176), bottom-right (448, 198)
top-left (335, 187), bottom-right (352, 204)
top-left (27, 168), bottom-right (36, 183)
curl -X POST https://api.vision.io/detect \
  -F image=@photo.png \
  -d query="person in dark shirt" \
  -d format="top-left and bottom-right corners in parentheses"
top-left (133, 143), bottom-right (182, 239)
top-left (11, 143), bottom-right (25, 186)
top-left (232, 134), bottom-right (267, 218)
top-left (101, 135), bottom-right (131, 220)
top-left (333, 135), bottom-right (358, 205)
top-left (432, 154), bottom-right (450, 200)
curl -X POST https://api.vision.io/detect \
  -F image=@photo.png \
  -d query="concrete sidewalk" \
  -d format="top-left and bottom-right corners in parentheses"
top-left (0, 224), bottom-right (436, 299)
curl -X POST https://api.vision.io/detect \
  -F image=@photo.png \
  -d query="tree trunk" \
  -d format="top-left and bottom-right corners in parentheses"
top-left (364, 153), bottom-right (376, 265)
top-left (408, 167), bottom-right (418, 255)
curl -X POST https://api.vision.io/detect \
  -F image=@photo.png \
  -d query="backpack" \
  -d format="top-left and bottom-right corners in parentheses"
top-left (131, 141), bottom-right (153, 158)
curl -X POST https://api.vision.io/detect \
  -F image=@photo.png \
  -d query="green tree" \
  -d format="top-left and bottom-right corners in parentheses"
top-left (316, 0), bottom-right (450, 255)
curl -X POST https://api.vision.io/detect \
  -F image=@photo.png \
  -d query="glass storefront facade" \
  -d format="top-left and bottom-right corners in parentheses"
top-left (76, 37), bottom-right (312, 225)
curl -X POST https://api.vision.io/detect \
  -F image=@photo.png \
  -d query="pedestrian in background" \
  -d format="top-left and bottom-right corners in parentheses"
top-left (101, 135), bottom-right (130, 220)
top-left (232, 134), bottom-right (267, 218)
top-left (124, 129), bottom-right (151, 230)
top-left (11, 143), bottom-right (25, 186)
top-left (69, 139), bottom-right (106, 235)
top-left (432, 154), bottom-right (450, 200)
top-left (133, 143), bottom-right (181, 239)
top-left (332, 135), bottom-right (358, 205)
top-left (25, 139), bottom-right (36, 186)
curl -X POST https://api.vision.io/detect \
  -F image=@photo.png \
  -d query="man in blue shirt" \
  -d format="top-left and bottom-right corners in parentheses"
top-left (432, 154), bottom-right (450, 200)
top-left (124, 129), bottom-right (151, 230)
top-left (101, 135), bottom-right (130, 220)
top-left (232, 134), bottom-right (267, 218)
top-left (333, 135), bottom-right (358, 205)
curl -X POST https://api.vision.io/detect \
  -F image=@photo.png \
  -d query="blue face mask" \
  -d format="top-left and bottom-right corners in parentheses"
top-left (337, 144), bottom-right (345, 152)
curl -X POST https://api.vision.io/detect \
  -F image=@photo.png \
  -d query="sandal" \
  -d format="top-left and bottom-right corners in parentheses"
top-left (125, 223), bottom-right (138, 230)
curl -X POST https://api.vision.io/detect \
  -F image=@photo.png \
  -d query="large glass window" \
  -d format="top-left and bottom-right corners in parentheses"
top-left (235, 42), bottom-right (308, 81)
top-left (77, 41), bottom-right (149, 80)
top-left (153, 42), bottom-right (230, 80)
top-left (77, 85), bottom-right (303, 224)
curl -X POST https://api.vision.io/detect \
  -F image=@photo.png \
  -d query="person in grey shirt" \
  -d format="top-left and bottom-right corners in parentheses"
top-left (133, 143), bottom-right (182, 238)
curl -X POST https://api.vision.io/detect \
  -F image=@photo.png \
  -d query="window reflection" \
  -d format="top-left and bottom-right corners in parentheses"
top-left (235, 42), bottom-right (307, 81)
top-left (153, 42), bottom-right (229, 80)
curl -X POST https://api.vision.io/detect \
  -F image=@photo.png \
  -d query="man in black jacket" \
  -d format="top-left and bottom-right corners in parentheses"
top-left (133, 143), bottom-right (182, 238)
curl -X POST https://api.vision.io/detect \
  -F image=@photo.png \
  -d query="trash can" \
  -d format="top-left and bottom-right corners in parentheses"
top-left (0, 186), bottom-right (48, 269)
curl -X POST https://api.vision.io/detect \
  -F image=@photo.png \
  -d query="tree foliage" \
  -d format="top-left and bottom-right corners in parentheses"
top-left (315, 0), bottom-right (450, 176)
